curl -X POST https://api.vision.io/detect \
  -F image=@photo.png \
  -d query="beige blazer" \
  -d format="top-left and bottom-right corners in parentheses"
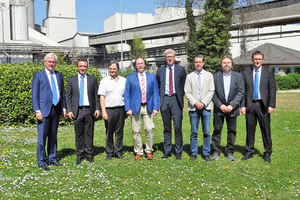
top-left (184, 69), bottom-right (215, 111)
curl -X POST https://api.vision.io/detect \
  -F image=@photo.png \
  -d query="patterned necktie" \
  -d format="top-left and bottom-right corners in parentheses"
top-left (141, 73), bottom-right (146, 104)
top-left (253, 69), bottom-right (259, 100)
top-left (50, 71), bottom-right (58, 106)
top-left (198, 73), bottom-right (202, 101)
top-left (79, 76), bottom-right (84, 106)
top-left (169, 67), bottom-right (173, 95)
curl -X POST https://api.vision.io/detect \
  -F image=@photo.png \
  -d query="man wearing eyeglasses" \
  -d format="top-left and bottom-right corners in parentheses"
top-left (156, 49), bottom-right (186, 160)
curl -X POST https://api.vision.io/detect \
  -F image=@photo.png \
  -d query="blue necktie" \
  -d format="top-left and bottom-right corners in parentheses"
top-left (50, 71), bottom-right (58, 106)
top-left (253, 69), bottom-right (259, 100)
top-left (198, 73), bottom-right (202, 101)
top-left (79, 76), bottom-right (84, 106)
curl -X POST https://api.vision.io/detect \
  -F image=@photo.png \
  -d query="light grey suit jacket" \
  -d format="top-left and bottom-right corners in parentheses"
top-left (184, 69), bottom-right (215, 111)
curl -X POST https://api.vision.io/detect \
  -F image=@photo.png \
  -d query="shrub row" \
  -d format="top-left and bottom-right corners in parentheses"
top-left (275, 73), bottom-right (300, 90)
top-left (0, 62), bottom-right (102, 126)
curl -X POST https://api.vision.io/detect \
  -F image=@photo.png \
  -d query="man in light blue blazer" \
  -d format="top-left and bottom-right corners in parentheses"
top-left (124, 57), bottom-right (159, 160)
top-left (32, 53), bottom-right (66, 170)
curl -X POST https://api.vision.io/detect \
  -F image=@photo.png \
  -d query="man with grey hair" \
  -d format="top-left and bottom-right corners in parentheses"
top-left (211, 56), bottom-right (244, 161)
top-left (32, 53), bottom-right (66, 170)
top-left (156, 49), bottom-right (186, 160)
top-left (184, 54), bottom-right (214, 161)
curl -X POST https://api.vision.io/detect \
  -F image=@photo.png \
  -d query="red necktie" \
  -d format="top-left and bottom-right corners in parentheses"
top-left (141, 74), bottom-right (146, 103)
top-left (169, 67), bottom-right (173, 95)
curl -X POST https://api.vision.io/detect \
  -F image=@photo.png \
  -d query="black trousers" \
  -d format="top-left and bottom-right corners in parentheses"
top-left (74, 106), bottom-right (94, 159)
top-left (160, 95), bottom-right (183, 155)
top-left (212, 115), bottom-right (237, 156)
top-left (105, 106), bottom-right (125, 156)
top-left (245, 100), bottom-right (272, 156)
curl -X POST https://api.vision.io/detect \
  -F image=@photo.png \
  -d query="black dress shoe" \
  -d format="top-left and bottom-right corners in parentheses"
top-left (87, 156), bottom-right (94, 163)
top-left (76, 157), bottom-right (83, 165)
top-left (203, 155), bottom-right (211, 161)
top-left (50, 162), bottom-right (63, 166)
top-left (115, 154), bottom-right (124, 159)
top-left (105, 155), bottom-right (113, 161)
top-left (242, 154), bottom-right (253, 160)
top-left (175, 153), bottom-right (182, 160)
top-left (264, 154), bottom-right (271, 163)
top-left (39, 165), bottom-right (50, 171)
top-left (189, 155), bottom-right (197, 160)
top-left (161, 153), bottom-right (172, 159)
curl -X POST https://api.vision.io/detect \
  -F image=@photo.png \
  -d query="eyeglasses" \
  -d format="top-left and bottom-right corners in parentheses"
top-left (165, 56), bottom-right (174, 59)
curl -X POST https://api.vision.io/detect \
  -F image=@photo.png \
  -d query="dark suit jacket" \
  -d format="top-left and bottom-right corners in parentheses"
top-left (32, 69), bottom-right (65, 117)
top-left (124, 72), bottom-right (159, 115)
top-left (241, 66), bottom-right (276, 112)
top-left (156, 64), bottom-right (186, 110)
top-left (213, 70), bottom-right (245, 117)
top-left (66, 74), bottom-right (100, 119)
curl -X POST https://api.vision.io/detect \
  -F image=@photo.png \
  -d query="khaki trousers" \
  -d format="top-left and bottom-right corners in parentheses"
top-left (131, 104), bottom-right (154, 155)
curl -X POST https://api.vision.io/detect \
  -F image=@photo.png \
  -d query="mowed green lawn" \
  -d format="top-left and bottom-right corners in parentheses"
top-left (0, 93), bottom-right (299, 199)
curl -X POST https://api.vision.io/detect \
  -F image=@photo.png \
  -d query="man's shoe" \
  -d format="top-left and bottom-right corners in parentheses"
top-left (227, 154), bottom-right (235, 161)
top-left (147, 153), bottom-right (154, 160)
top-left (242, 153), bottom-right (253, 160)
top-left (105, 155), bottom-right (113, 161)
top-left (211, 154), bottom-right (220, 160)
top-left (203, 155), bottom-right (211, 161)
top-left (134, 154), bottom-right (143, 160)
top-left (264, 154), bottom-right (271, 163)
top-left (115, 154), bottom-right (124, 159)
top-left (175, 153), bottom-right (182, 160)
top-left (189, 155), bottom-right (197, 160)
top-left (50, 162), bottom-right (63, 166)
top-left (87, 157), bottom-right (94, 163)
top-left (39, 165), bottom-right (50, 171)
top-left (76, 157), bottom-right (84, 165)
top-left (161, 153), bottom-right (172, 159)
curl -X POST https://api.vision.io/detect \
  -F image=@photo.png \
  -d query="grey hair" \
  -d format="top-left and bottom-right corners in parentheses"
top-left (164, 49), bottom-right (175, 57)
top-left (194, 54), bottom-right (204, 62)
top-left (44, 53), bottom-right (57, 61)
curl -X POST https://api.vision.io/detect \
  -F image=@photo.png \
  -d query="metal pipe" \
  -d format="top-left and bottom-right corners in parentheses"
top-left (0, 4), bottom-right (5, 63)
top-left (120, 0), bottom-right (123, 69)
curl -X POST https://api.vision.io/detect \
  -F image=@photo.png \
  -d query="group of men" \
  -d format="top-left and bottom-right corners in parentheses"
top-left (31, 49), bottom-right (276, 170)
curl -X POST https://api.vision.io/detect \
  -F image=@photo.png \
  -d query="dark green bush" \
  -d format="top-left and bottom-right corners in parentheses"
top-left (0, 62), bottom-right (102, 126)
top-left (275, 73), bottom-right (300, 90)
top-left (118, 69), bottom-right (135, 78)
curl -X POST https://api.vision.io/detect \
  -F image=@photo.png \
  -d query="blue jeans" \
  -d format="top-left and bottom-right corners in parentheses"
top-left (189, 109), bottom-right (211, 156)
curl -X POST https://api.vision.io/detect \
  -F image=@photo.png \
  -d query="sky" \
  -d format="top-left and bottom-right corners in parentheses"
top-left (34, 0), bottom-right (158, 33)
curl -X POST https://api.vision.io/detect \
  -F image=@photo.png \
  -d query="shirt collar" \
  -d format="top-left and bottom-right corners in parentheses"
top-left (45, 68), bottom-right (53, 74)
top-left (194, 69), bottom-right (203, 75)
top-left (139, 71), bottom-right (146, 76)
top-left (78, 73), bottom-right (87, 78)
top-left (110, 76), bottom-right (119, 80)
top-left (253, 66), bottom-right (262, 72)
top-left (223, 71), bottom-right (231, 76)
top-left (167, 64), bottom-right (174, 70)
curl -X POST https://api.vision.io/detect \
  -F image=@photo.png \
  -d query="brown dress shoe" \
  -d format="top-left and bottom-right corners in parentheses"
top-left (147, 153), bottom-right (153, 160)
top-left (134, 154), bottom-right (142, 160)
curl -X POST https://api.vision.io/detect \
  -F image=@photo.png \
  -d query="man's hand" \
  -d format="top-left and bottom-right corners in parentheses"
top-left (268, 107), bottom-right (274, 114)
top-left (36, 112), bottom-right (43, 121)
top-left (241, 108), bottom-right (246, 115)
top-left (102, 111), bottom-right (108, 120)
top-left (94, 111), bottom-right (100, 118)
top-left (62, 111), bottom-right (66, 119)
top-left (152, 110), bottom-right (158, 117)
top-left (195, 102), bottom-right (204, 110)
top-left (220, 104), bottom-right (227, 113)
top-left (68, 112), bottom-right (74, 120)
top-left (226, 105), bottom-right (233, 113)
top-left (126, 110), bottom-right (133, 117)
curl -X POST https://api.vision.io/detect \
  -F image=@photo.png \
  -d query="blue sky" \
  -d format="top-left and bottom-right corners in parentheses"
top-left (34, 0), bottom-right (158, 33)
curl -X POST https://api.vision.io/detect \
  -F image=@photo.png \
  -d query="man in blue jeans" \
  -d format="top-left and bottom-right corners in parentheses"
top-left (184, 55), bottom-right (215, 161)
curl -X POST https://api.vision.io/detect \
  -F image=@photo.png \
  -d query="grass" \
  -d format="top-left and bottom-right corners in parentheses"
top-left (0, 93), bottom-right (299, 199)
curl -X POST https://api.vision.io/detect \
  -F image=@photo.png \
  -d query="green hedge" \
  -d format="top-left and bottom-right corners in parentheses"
top-left (275, 73), bottom-right (300, 90)
top-left (0, 62), bottom-right (102, 126)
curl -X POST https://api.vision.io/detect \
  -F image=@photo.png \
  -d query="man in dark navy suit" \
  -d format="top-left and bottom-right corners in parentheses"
top-left (241, 51), bottom-right (276, 163)
top-left (156, 49), bottom-right (186, 160)
top-left (32, 53), bottom-right (66, 170)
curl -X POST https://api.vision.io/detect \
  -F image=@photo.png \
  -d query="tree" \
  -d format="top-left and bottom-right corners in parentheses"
top-left (196, 0), bottom-right (234, 73)
top-left (53, 49), bottom-right (67, 65)
top-left (129, 34), bottom-right (147, 61)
